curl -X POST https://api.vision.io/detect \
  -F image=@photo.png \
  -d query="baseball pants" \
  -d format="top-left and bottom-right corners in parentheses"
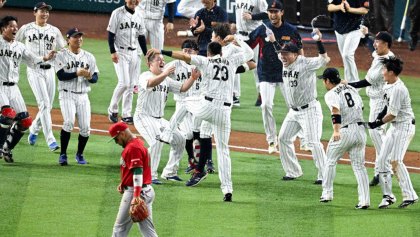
top-left (322, 124), bottom-right (370, 205)
top-left (112, 185), bottom-right (157, 237)
top-left (0, 85), bottom-right (27, 113)
top-left (144, 19), bottom-right (164, 50)
top-left (278, 101), bottom-right (326, 180)
top-left (109, 49), bottom-right (140, 118)
top-left (134, 113), bottom-right (185, 180)
top-left (368, 97), bottom-right (388, 176)
top-left (335, 30), bottom-right (363, 82)
top-left (27, 67), bottom-right (57, 145)
top-left (378, 121), bottom-right (418, 201)
top-left (59, 91), bottom-right (91, 137)
top-left (260, 81), bottom-right (284, 146)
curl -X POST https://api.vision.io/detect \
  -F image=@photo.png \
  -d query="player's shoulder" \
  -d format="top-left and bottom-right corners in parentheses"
top-left (112, 5), bottom-right (126, 14)
top-left (140, 70), bottom-right (154, 78)
top-left (283, 21), bottom-right (298, 31)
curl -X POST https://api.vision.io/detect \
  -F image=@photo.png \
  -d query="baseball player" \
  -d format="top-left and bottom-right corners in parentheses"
top-left (277, 32), bottom-right (330, 183)
top-left (327, 0), bottom-right (369, 82)
top-left (54, 28), bottom-right (99, 166)
top-left (177, 0), bottom-right (202, 19)
top-left (108, 122), bottom-right (157, 237)
top-left (233, 0), bottom-right (268, 106)
top-left (107, 0), bottom-right (147, 125)
top-left (134, 49), bottom-right (198, 184)
top-left (247, 1), bottom-right (303, 154)
top-left (15, 2), bottom-right (65, 151)
top-left (0, 16), bottom-right (55, 163)
top-left (137, 0), bottom-right (176, 50)
top-left (159, 38), bottom-right (254, 201)
top-left (345, 31), bottom-right (394, 186)
top-left (318, 68), bottom-right (370, 209)
top-left (367, 57), bottom-right (418, 209)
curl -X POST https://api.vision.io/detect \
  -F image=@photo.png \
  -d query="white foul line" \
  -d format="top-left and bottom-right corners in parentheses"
top-left (52, 124), bottom-right (420, 171)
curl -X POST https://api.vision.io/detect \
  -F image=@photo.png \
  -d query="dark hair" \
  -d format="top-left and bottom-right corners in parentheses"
top-left (181, 39), bottom-right (198, 51)
top-left (207, 42), bottom-right (222, 56)
top-left (212, 23), bottom-right (231, 40)
top-left (145, 49), bottom-right (160, 65)
top-left (380, 56), bottom-right (403, 76)
top-left (0, 16), bottom-right (18, 29)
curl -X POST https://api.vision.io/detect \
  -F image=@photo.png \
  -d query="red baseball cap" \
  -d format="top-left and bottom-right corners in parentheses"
top-left (108, 122), bottom-right (128, 142)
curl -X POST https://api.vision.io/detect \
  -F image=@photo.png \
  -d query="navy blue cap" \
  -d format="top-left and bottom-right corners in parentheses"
top-left (318, 68), bottom-right (341, 84)
top-left (280, 42), bottom-right (299, 53)
top-left (268, 0), bottom-right (283, 10)
top-left (34, 2), bottom-right (52, 11)
top-left (66, 27), bottom-right (84, 39)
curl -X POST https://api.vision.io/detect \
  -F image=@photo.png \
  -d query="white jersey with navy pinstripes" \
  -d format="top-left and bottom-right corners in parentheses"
top-left (0, 36), bottom-right (43, 83)
top-left (235, 0), bottom-right (268, 32)
top-left (15, 22), bottom-right (65, 68)
top-left (222, 43), bottom-right (242, 57)
top-left (324, 84), bottom-right (364, 127)
top-left (282, 55), bottom-right (329, 107)
top-left (190, 53), bottom-right (244, 104)
top-left (54, 48), bottom-right (99, 93)
top-left (383, 79), bottom-right (415, 123)
top-left (166, 60), bottom-right (201, 101)
top-left (136, 71), bottom-right (183, 117)
top-left (365, 51), bottom-right (394, 99)
top-left (107, 6), bottom-right (146, 49)
top-left (138, 0), bottom-right (176, 19)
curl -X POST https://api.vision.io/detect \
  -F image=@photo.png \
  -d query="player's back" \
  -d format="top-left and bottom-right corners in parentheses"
top-left (329, 84), bottom-right (364, 126)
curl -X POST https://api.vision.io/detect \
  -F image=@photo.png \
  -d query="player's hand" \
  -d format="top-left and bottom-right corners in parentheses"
top-left (223, 35), bottom-right (235, 44)
top-left (267, 32), bottom-right (276, 42)
top-left (111, 52), bottom-right (119, 63)
top-left (43, 51), bottom-right (56, 61)
top-left (230, 23), bottom-right (237, 34)
top-left (194, 20), bottom-right (205, 34)
top-left (162, 65), bottom-right (175, 76)
top-left (360, 25), bottom-right (368, 35)
top-left (165, 22), bottom-right (174, 33)
top-left (341, 79), bottom-right (348, 85)
top-left (77, 68), bottom-right (90, 78)
top-left (191, 68), bottom-right (201, 80)
top-left (343, 1), bottom-right (350, 12)
top-left (339, 2), bottom-right (346, 13)
top-left (117, 184), bottom-right (124, 194)
top-left (0, 0), bottom-right (6, 8)
top-left (312, 28), bottom-right (322, 41)
top-left (189, 16), bottom-right (199, 28)
top-left (332, 131), bottom-right (341, 141)
top-left (242, 12), bottom-right (252, 20)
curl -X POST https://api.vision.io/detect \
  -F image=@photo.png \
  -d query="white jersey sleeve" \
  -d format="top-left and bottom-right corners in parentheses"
top-left (365, 51), bottom-right (394, 98)
top-left (385, 79), bottom-right (414, 122)
top-left (324, 90), bottom-right (340, 111)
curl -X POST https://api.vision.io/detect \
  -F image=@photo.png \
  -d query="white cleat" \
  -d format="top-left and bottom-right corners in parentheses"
top-left (378, 195), bottom-right (396, 209)
top-left (268, 142), bottom-right (278, 154)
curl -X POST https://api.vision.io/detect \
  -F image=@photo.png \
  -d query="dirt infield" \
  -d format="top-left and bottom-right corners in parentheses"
top-left (7, 6), bottom-right (420, 172)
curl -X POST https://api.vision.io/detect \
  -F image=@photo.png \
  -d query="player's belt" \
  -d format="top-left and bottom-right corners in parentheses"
top-left (238, 31), bottom-right (249, 36)
top-left (291, 104), bottom-right (309, 111)
top-left (63, 89), bottom-right (83, 94)
top-left (119, 46), bottom-right (136, 51)
top-left (413, 119), bottom-right (416, 125)
top-left (39, 64), bottom-right (51, 70)
top-left (342, 122), bottom-right (364, 129)
top-left (204, 96), bottom-right (231, 107)
top-left (2, 82), bottom-right (15, 86)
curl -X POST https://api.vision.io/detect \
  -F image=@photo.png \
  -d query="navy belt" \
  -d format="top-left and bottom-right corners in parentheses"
top-left (291, 104), bottom-right (309, 111)
top-left (63, 89), bottom-right (83, 94)
top-left (120, 46), bottom-right (136, 51)
top-left (342, 122), bottom-right (364, 128)
top-left (40, 64), bottom-right (51, 70)
top-left (205, 96), bottom-right (231, 107)
top-left (412, 119), bottom-right (415, 125)
top-left (2, 82), bottom-right (15, 86)
top-left (238, 31), bottom-right (249, 36)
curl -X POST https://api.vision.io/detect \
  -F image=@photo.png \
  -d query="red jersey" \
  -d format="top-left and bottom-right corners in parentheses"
top-left (120, 138), bottom-right (152, 187)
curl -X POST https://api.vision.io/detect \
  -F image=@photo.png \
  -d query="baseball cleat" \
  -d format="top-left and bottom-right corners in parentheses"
top-left (152, 179), bottom-right (163, 185)
top-left (185, 171), bottom-right (208, 187)
top-left (48, 142), bottom-right (60, 152)
top-left (319, 196), bottom-right (333, 203)
top-left (314, 180), bottom-right (322, 185)
top-left (282, 176), bottom-right (296, 181)
top-left (59, 154), bottom-right (68, 166)
top-left (206, 159), bottom-right (215, 173)
top-left (108, 113), bottom-right (118, 123)
top-left (355, 204), bottom-right (370, 210)
top-left (369, 175), bottom-right (379, 186)
top-left (268, 142), bottom-right (278, 154)
top-left (224, 193), bottom-right (232, 202)
top-left (398, 199), bottom-right (418, 208)
top-left (121, 117), bottom-right (134, 125)
top-left (185, 165), bottom-right (195, 174)
top-left (28, 133), bottom-right (37, 145)
top-left (162, 175), bottom-right (183, 182)
top-left (378, 195), bottom-right (396, 209)
top-left (75, 154), bottom-right (87, 165)
top-left (233, 96), bottom-right (240, 107)
top-left (2, 149), bottom-right (14, 163)
top-left (255, 94), bottom-right (262, 107)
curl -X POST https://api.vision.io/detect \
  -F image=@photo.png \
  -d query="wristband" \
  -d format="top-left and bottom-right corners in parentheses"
top-left (161, 50), bottom-right (173, 57)
top-left (316, 41), bottom-right (326, 54)
top-left (331, 114), bottom-right (341, 124)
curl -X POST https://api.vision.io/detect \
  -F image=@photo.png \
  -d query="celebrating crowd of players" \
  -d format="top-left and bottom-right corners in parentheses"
top-left (1, 0), bottom-right (419, 236)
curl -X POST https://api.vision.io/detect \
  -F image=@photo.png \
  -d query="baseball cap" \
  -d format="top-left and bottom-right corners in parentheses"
top-left (66, 27), bottom-right (84, 39)
top-left (318, 68), bottom-right (341, 84)
top-left (268, 0), bottom-right (283, 10)
top-left (279, 42), bottom-right (299, 53)
top-left (181, 40), bottom-right (199, 51)
top-left (375, 31), bottom-right (393, 48)
top-left (34, 2), bottom-right (52, 11)
top-left (108, 122), bottom-right (128, 142)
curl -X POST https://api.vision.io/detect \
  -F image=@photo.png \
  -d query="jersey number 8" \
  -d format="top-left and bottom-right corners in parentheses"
top-left (344, 92), bottom-right (355, 107)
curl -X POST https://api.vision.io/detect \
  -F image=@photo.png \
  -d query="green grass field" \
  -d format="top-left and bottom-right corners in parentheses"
top-left (2, 38), bottom-right (419, 236)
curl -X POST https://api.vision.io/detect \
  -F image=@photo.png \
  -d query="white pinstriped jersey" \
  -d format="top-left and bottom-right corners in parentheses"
top-left (365, 51), bottom-right (394, 99)
top-left (136, 71), bottom-right (183, 117)
top-left (15, 22), bottom-right (65, 69)
top-left (235, 0), bottom-right (268, 32)
top-left (222, 43), bottom-right (242, 57)
top-left (282, 55), bottom-right (329, 107)
top-left (383, 79), bottom-right (415, 123)
top-left (190, 53), bottom-right (244, 104)
top-left (54, 49), bottom-right (99, 93)
top-left (138, 0), bottom-right (176, 19)
top-left (166, 60), bottom-right (202, 101)
top-left (324, 84), bottom-right (364, 127)
top-left (107, 6), bottom-right (146, 49)
top-left (0, 36), bottom-right (43, 83)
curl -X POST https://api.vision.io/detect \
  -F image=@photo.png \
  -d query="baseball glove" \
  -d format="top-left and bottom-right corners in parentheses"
top-left (130, 197), bottom-right (149, 222)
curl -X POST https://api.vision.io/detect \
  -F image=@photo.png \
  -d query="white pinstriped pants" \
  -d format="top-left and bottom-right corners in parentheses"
top-left (27, 67), bottom-right (57, 145)
top-left (260, 81), bottom-right (284, 145)
top-left (144, 18), bottom-right (164, 50)
top-left (378, 122), bottom-right (418, 201)
top-left (133, 113), bottom-right (185, 180)
top-left (59, 91), bottom-right (91, 137)
top-left (187, 98), bottom-right (233, 194)
top-left (335, 30), bottom-right (363, 82)
top-left (368, 97), bottom-right (388, 175)
top-left (0, 85), bottom-right (27, 113)
top-left (322, 124), bottom-right (370, 205)
top-left (278, 101), bottom-right (326, 180)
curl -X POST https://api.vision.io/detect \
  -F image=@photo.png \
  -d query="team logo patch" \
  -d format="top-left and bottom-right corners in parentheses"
top-left (281, 36), bottom-right (291, 41)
